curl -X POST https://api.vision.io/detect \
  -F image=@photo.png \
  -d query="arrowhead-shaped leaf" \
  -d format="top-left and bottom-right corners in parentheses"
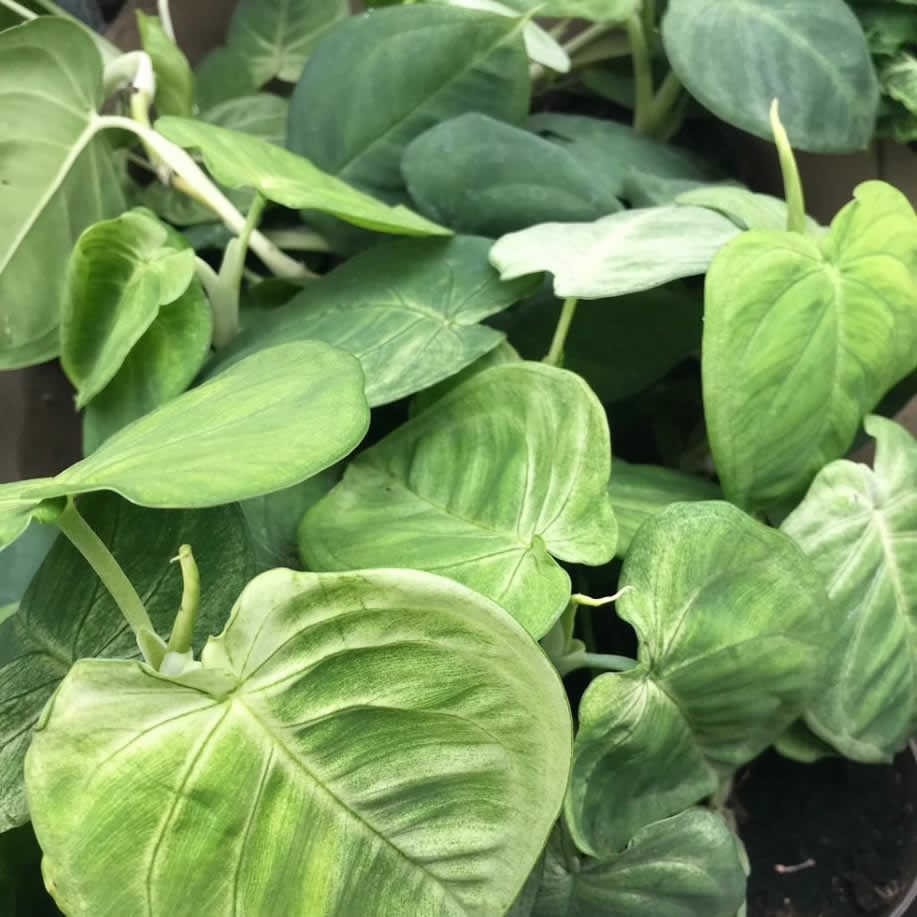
top-left (26, 569), bottom-right (572, 916)
top-left (300, 362), bottom-right (617, 638)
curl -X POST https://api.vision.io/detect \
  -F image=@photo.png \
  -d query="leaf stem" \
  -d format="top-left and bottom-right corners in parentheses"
top-left (626, 14), bottom-right (654, 133)
top-left (769, 99), bottom-right (807, 234)
top-left (166, 545), bottom-right (199, 655)
top-left (266, 227), bottom-right (332, 253)
top-left (644, 70), bottom-right (683, 138)
top-left (555, 651), bottom-right (638, 677)
top-left (642, 0), bottom-right (657, 36)
top-left (157, 0), bottom-right (176, 42)
top-left (54, 499), bottom-right (160, 661)
top-left (563, 22), bottom-right (614, 57)
top-left (543, 297), bottom-right (579, 366)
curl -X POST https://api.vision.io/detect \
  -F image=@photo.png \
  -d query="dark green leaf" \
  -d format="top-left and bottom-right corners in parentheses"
top-left (194, 46), bottom-right (257, 111)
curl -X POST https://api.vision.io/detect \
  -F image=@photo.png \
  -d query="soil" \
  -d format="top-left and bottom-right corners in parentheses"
top-left (737, 747), bottom-right (917, 917)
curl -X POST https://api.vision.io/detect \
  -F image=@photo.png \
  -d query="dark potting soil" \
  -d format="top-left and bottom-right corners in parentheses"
top-left (737, 747), bottom-right (917, 917)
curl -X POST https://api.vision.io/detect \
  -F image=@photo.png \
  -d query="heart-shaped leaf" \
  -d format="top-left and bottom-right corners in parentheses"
top-left (703, 181), bottom-right (917, 510)
top-left (156, 117), bottom-right (450, 237)
top-left (208, 236), bottom-right (536, 406)
top-left (26, 568), bottom-right (572, 916)
top-left (0, 493), bottom-right (256, 831)
top-left (781, 415), bottom-right (917, 762)
top-left (533, 811), bottom-right (747, 917)
top-left (61, 208), bottom-right (198, 408)
top-left (300, 362), bottom-right (617, 638)
top-left (0, 341), bottom-right (369, 550)
top-left (662, 0), bottom-right (879, 152)
top-left (0, 18), bottom-right (125, 369)
top-left (490, 206), bottom-right (740, 299)
top-left (288, 6), bottom-right (530, 194)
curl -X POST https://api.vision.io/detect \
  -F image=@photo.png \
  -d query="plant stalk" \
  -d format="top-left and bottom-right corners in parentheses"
top-left (166, 545), bottom-right (200, 655)
top-left (555, 652), bottom-right (638, 677)
top-left (644, 70), bottom-right (683, 138)
top-left (544, 297), bottom-right (579, 366)
top-left (769, 99), bottom-right (807, 234)
top-left (157, 0), bottom-right (176, 41)
top-left (626, 14), bottom-right (655, 134)
top-left (562, 21), bottom-right (614, 57)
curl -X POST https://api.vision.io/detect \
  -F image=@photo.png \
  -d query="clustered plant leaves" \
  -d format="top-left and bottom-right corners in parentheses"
top-left (0, 0), bottom-right (915, 915)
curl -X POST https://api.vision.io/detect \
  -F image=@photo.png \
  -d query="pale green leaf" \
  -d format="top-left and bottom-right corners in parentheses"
top-left (288, 6), bottom-right (530, 194)
top-left (0, 341), bottom-right (369, 548)
top-left (490, 205), bottom-right (739, 299)
top-left (675, 186), bottom-right (823, 233)
top-left (703, 181), bottom-right (917, 510)
top-left (136, 11), bottom-right (194, 117)
top-left (202, 93), bottom-right (289, 145)
top-left (300, 363), bottom-right (617, 638)
top-left (781, 415), bottom-right (917, 762)
top-left (0, 493), bottom-right (255, 831)
top-left (26, 568), bottom-right (572, 916)
top-left (207, 236), bottom-right (536, 406)
top-left (609, 460), bottom-right (721, 556)
top-left (0, 18), bottom-right (126, 369)
top-left (534, 811), bottom-right (747, 917)
top-left (881, 50), bottom-right (917, 115)
top-left (402, 114), bottom-right (622, 236)
top-left (61, 208), bottom-right (197, 408)
top-left (662, 0), bottom-right (879, 152)
top-left (156, 116), bottom-right (451, 237)
top-left (496, 0), bottom-right (638, 21)
top-left (225, 0), bottom-right (348, 85)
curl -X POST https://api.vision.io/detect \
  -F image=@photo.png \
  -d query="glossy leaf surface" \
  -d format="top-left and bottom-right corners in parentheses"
top-left (662, 0), bottom-right (879, 151)
top-left (781, 416), bottom-right (917, 762)
top-left (26, 569), bottom-right (572, 916)
top-left (490, 206), bottom-right (739, 299)
top-left (157, 117), bottom-right (450, 236)
top-left (209, 236), bottom-right (535, 406)
top-left (703, 181), bottom-right (917, 510)
top-left (288, 6), bottom-right (530, 193)
top-left (0, 18), bottom-right (125, 368)
top-left (0, 494), bottom-right (255, 830)
top-left (300, 363), bottom-right (617, 638)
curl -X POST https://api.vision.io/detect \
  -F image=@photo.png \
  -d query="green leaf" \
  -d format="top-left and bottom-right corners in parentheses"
top-left (662, 0), bottom-right (879, 152)
top-left (780, 415), bottom-right (917, 762)
top-left (156, 116), bottom-right (451, 237)
top-left (0, 341), bottom-right (369, 548)
top-left (136, 11), bottom-right (194, 117)
top-left (533, 811), bottom-right (747, 917)
top-left (208, 236), bottom-right (536, 406)
top-left (857, 3), bottom-right (917, 57)
top-left (676, 186), bottom-right (823, 233)
top-left (225, 0), bottom-right (348, 85)
top-left (609, 460), bottom-right (721, 556)
top-left (288, 6), bottom-right (530, 194)
top-left (26, 568), bottom-right (572, 916)
top-left (202, 93), bottom-right (289, 145)
top-left (0, 493), bottom-right (256, 831)
top-left (82, 279), bottom-right (213, 451)
top-left (703, 181), bottom-right (917, 510)
top-left (300, 362), bottom-right (617, 638)
top-left (774, 719), bottom-right (837, 764)
top-left (0, 18), bottom-right (126, 369)
top-left (493, 0), bottom-right (639, 20)
top-left (881, 51), bottom-right (917, 115)
top-left (60, 208), bottom-right (198, 408)
top-left (194, 46), bottom-right (257, 111)
top-left (0, 523), bottom-right (55, 608)
top-left (490, 205), bottom-right (739, 299)
top-left (567, 502), bottom-right (829, 855)
top-left (402, 114), bottom-right (622, 236)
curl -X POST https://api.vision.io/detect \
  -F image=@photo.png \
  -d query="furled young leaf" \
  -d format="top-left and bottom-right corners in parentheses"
top-left (288, 6), bottom-right (530, 194)
top-left (609, 460), bottom-right (721, 556)
top-left (676, 186), bottom-right (823, 233)
top-left (0, 18), bottom-right (125, 369)
top-left (225, 0), bottom-right (348, 85)
top-left (662, 0), bottom-right (879, 152)
top-left (533, 811), bottom-right (747, 917)
top-left (566, 502), bottom-right (828, 855)
top-left (300, 363), bottom-right (617, 638)
top-left (60, 208), bottom-right (197, 408)
top-left (0, 342), bottom-right (369, 548)
top-left (703, 181), bottom-right (917, 510)
top-left (881, 51), bottom-right (917, 115)
top-left (402, 114), bottom-right (622, 236)
top-left (82, 279), bottom-right (213, 451)
top-left (208, 236), bottom-right (536, 406)
top-left (136, 11), bottom-right (194, 117)
top-left (781, 416), bottom-right (917, 762)
top-left (0, 493), bottom-right (255, 831)
top-left (527, 113), bottom-right (719, 204)
top-left (26, 569), bottom-right (572, 916)
top-left (490, 206), bottom-right (739, 299)
top-left (156, 117), bottom-right (450, 237)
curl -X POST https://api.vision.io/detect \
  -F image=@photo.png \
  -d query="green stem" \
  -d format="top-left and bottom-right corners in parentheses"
top-left (266, 228), bottom-right (332, 253)
top-left (769, 99), bottom-right (807, 234)
top-left (568, 34), bottom-right (632, 69)
top-left (543, 297), bottom-right (579, 366)
top-left (562, 22), bottom-right (614, 57)
top-left (55, 499), bottom-right (160, 661)
top-left (555, 652), bottom-right (638, 678)
top-left (644, 70), bottom-right (683, 138)
top-left (166, 545), bottom-right (200, 655)
top-left (157, 0), bottom-right (176, 41)
top-left (642, 0), bottom-right (657, 36)
top-left (548, 19), bottom-right (571, 39)
top-left (571, 588), bottom-right (632, 607)
top-left (626, 14), bottom-right (654, 134)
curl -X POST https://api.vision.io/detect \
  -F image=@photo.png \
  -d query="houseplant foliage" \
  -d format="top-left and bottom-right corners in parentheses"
top-left (0, 0), bottom-right (916, 915)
